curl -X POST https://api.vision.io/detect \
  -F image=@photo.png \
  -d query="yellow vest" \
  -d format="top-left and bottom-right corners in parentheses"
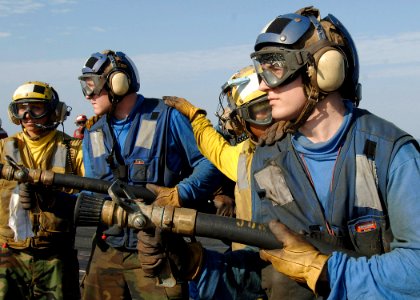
top-left (191, 114), bottom-right (255, 250)
top-left (0, 130), bottom-right (84, 249)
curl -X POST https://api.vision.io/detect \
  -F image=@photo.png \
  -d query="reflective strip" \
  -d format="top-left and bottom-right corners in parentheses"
top-left (254, 163), bottom-right (294, 206)
top-left (3, 140), bottom-right (21, 163)
top-left (50, 144), bottom-right (67, 168)
top-left (135, 120), bottom-right (156, 149)
top-left (90, 130), bottom-right (106, 158)
top-left (237, 153), bottom-right (248, 190)
top-left (355, 155), bottom-right (382, 211)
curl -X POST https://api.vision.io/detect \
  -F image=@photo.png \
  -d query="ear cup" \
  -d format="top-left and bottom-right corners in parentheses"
top-left (313, 47), bottom-right (346, 92)
top-left (108, 71), bottom-right (130, 96)
top-left (7, 104), bottom-right (20, 125)
top-left (54, 101), bottom-right (69, 123)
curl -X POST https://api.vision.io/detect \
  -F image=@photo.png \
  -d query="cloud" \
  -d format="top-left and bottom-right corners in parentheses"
top-left (0, 0), bottom-right (74, 17)
top-left (91, 26), bottom-right (106, 32)
top-left (0, 31), bottom-right (11, 37)
top-left (0, 0), bottom-right (44, 16)
top-left (355, 31), bottom-right (420, 79)
top-left (132, 44), bottom-right (253, 81)
top-left (357, 32), bottom-right (420, 65)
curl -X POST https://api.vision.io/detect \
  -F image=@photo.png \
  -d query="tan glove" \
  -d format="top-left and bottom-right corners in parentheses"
top-left (146, 183), bottom-right (181, 207)
top-left (163, 96), bottom-right (206, 122)
top-left (213, 194), bottom-right (236, 218)
top-left (260, 221), bottom-right (330, 295)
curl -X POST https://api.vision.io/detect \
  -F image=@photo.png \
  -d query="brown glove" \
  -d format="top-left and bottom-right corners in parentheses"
top-left (18, 183), bottom-right (35, 210)
top-left (183, 242), bottom-right (204, 280)
top-left (163, 96), bottom-right (206, 122)
top-left (146, 183), bottom-right (181, 207)
top-left (213, 194), bottom-right (236, 218)
top-left (257, 120), bottom-right (287, 146)
top-left (260, 221), bottom-right (330, 295)
top-left (137, 227), bottom-right (166, 278)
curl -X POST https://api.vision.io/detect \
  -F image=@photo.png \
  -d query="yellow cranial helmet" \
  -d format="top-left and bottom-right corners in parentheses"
top-left (8, 81), bottom-right (68, 126)
top-left (216, 66), bottom-right (272, 144)
top-left (224, 65), bottom-right (266, 109)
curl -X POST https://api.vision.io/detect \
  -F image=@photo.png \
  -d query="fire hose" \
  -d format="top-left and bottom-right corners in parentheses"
top-left (0, 157), bottom-right (359, 256)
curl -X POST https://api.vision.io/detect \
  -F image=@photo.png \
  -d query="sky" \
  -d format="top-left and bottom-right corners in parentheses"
top-left (0, 0), bottom-right (419, 139)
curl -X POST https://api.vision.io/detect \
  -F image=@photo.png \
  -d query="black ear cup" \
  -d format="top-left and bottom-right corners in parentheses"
top-left (7, 105), bottom-right (19, 125)
top-left (54, 101), bottom-right (69, 123)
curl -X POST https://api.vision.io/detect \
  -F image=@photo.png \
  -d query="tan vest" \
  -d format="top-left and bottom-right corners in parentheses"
top-left (0, 131), bottom-right (82, 249)
top-left (232, 140), bottom-right (255, 251)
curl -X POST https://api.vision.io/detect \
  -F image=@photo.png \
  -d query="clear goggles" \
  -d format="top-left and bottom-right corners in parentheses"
top-left (78, 74), bottom-right (107, 97)
top-left (250, 48), bottom-right (309, 88)
top-left (9, 101), bottom-right (49, 120)
top-left (236, 96), bottom-right (272, 125)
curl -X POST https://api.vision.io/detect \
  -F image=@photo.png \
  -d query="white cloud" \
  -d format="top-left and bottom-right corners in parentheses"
top-left (0, 0), bottom-right (44, 16)
top-left (0, 31), bottom-right (11, 37)
top-left (91, 26), bottom-right (106, 33)
top-left (357, 32), bottom-right (420, 65)
top-left (0, 0), bottom-right (73, 16)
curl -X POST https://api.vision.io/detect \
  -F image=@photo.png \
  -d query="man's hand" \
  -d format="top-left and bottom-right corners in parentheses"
top-left (213, 194), bottom-right (236, 218)
top-left (146, 183), bottom-right (181, 207)
top-left (260, 221), bottom-right (330, 295)
top-left (18, 183), bottom-right (35, 210)
top-left (137, 227), bottom-right (165, 277)
top-left (163, 96), bottom-right (206, 122)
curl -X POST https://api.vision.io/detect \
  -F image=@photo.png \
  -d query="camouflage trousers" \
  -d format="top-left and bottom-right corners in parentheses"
top-left (81, 244), bottom-right (188, 300)
top-left (0, 246), bottom-right (80, 300)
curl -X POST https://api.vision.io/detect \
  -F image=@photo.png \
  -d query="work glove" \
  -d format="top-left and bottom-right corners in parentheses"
top-left (137, 227), bottom-right (166, 277)
top-left (146, 184), bottom-right (181, 207)
top-left (163, 96), bottom-right (206, 122)
top-left (260, 221), bottom-right (330, 295)
top-left (213, 194), bottom-right (236, 218)
top-left (18, 183), bottom-right (35, 210)
top-left (183, 241), bottom-right (204, 280)
top-left (257, 120), bottom-right (287, 146)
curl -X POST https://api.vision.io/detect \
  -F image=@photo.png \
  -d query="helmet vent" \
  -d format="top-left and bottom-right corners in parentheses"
top-left (266, 18), bottom-right (292, 34)
top-left (33, 85), bottom-right (46, 95)
top-left (86, 57), bottom-right (98, 69)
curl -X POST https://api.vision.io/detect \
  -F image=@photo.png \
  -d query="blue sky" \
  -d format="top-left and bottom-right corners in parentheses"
top-left (0, 0), bottom-right (419, 138)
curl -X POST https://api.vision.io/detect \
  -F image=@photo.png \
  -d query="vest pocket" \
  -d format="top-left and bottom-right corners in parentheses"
top-left (39, 211), bottom-right (72, 233)
top-left (348, 215), bottom-right (387, 257)
top-left (129, 157), bottom-right (159, 184)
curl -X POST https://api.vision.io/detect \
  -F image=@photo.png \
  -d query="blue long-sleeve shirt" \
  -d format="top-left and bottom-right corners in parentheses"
top-left (194, 102), bottom-right (420, 299)
top-left (83, 95), bottom-right (222, 206)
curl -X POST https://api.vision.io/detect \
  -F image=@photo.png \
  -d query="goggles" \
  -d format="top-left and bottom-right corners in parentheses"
top-left (75, 120), bottom-right (86, 126)
top-left (236, 96), bottom-right (272, 125)
top-left (9, 101), bottom-right (49, 120)
top-left (78, 74), bottom-right (107, 97)
top-left (250, 48), bottom-right (310, 88)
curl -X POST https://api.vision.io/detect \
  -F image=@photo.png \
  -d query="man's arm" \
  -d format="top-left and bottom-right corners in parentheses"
top-left (328, 142), bottom-right (420, 299)
top-left (166, 109), bottom-right (224, 206)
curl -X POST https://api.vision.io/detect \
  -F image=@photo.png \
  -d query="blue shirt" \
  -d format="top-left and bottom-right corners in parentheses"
top-left (83, 95), bottom-right (223, 206)
top-left (195, 102), bottom-right (420, 299)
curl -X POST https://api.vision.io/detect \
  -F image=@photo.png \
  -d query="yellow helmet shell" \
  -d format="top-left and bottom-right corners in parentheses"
top-left (228, 66), bottom-right (266, 108)
top-left (12, 81), bottom-right (55, 103)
